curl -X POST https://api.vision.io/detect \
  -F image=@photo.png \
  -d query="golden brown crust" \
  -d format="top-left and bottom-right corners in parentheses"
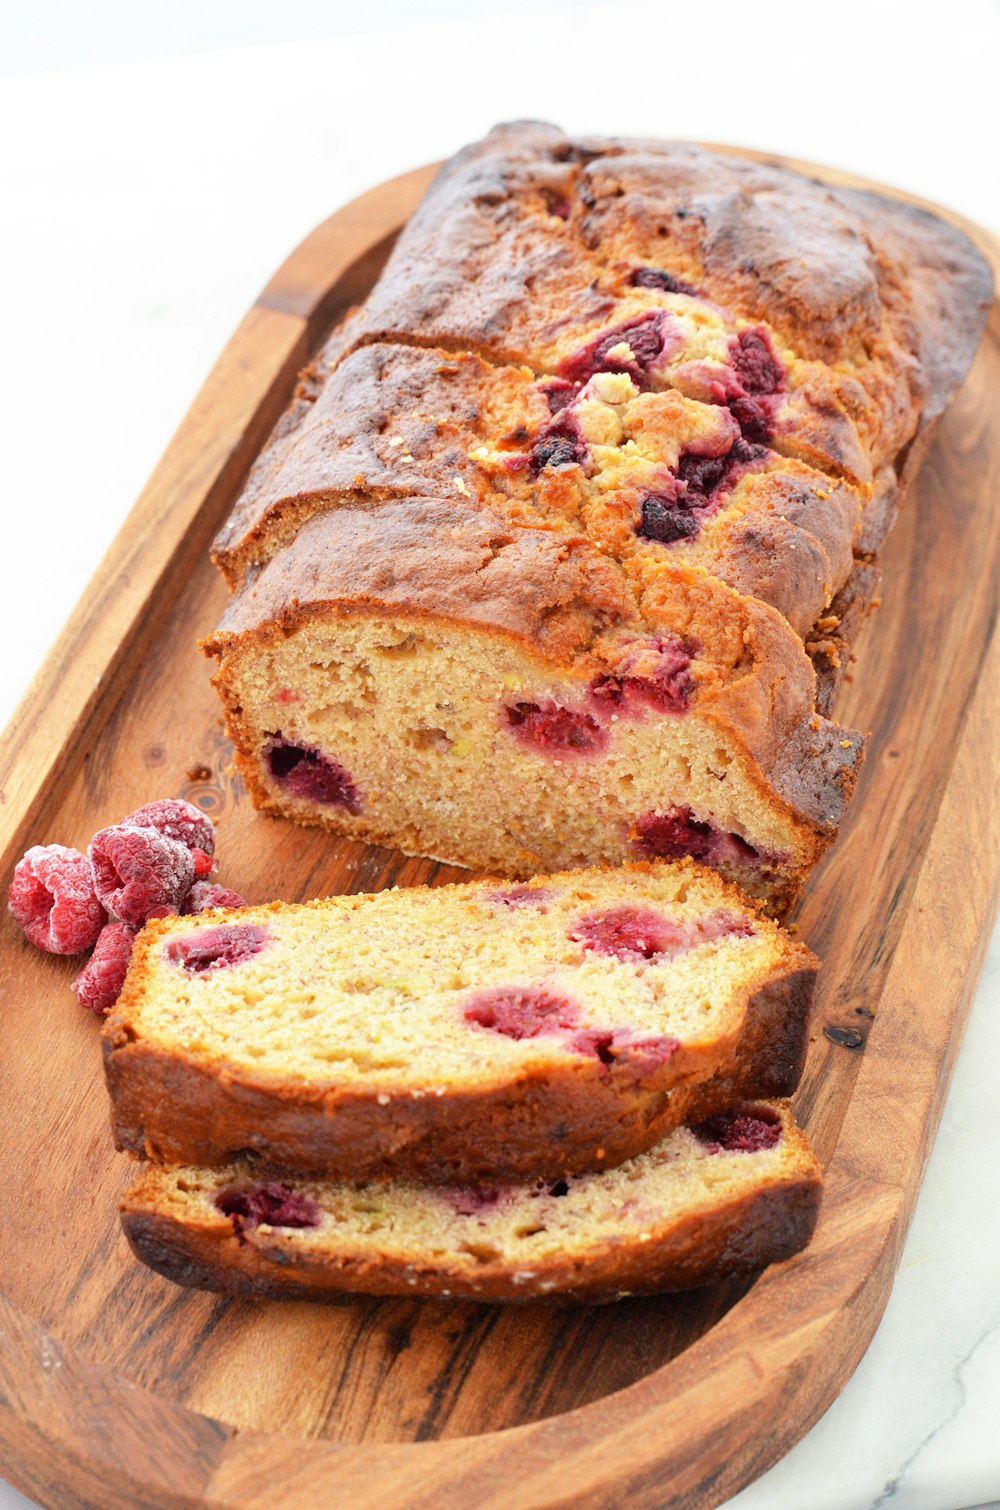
top-left (103, 871), bottom-right (817, 1183)
top-left (206, 498), bottom-right (864, 850)
top-left (119, 1103), bottom-right (823, 1302)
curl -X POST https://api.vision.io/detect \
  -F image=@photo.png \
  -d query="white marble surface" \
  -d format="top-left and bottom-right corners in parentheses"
top-left (1, 2), bottom-right (998, 1505)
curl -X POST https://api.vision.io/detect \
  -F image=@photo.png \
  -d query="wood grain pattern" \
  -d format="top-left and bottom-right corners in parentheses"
top-left (0, 149), bottom-right (997, 1510)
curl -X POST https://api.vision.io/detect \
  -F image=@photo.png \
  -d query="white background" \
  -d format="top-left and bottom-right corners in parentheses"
top-left (1, 2), bottom-right (999, 1506)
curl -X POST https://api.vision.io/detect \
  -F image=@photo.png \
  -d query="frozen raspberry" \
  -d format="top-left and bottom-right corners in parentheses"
top-left (7, 844), bottom-right (106, 954)
top-left (267, 740), bottom-right (362, 811)
top-left (693, 1107), bottom-right (782, 1153)
top-left (505, 701), bottom-right (607, 755)
top-left (631, 266), bottom-right (698, 296)
top-left (71, 921), bottom-right (136, 1014)
top-left (182, 882), bottom-right (247, 914)
top-left (215, 1182), bottom-right (321, 1233)
top-left (165, 922), bottom-right (268, 973)
top-left (124, 798), bottom-right (215, 859)
top-left (89, 825), bottom-right (196, 926)
top-left (463, 985), bottom-right (579, 1040)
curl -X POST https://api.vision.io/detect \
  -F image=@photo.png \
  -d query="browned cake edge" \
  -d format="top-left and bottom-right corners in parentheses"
top-left (118, 1102), bottom-right (823, 1304)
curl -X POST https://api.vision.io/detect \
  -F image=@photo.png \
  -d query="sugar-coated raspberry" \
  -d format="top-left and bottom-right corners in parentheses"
top-left (124, 798), bottom-right (215, 858)
top-left (215, 1181), bottom-right (321, 1233)
top-left (89, 824), bottom-right (196, 926)
top-left (166, 922), bottom-right (268, 973)
top-left (693, 1107), bottom-right (782, 1153)
top-left (561, 312), bottom-right (672, 386)
top-left (182, 882), bottom-right (247, 914)
top-left (71, 921), bottom-right (136, 1014)
top-left (7, 844), bottom-right (106, 954)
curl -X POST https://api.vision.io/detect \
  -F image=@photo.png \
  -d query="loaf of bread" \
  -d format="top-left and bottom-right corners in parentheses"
top-left (103, 859), bottom-right (815, 1183)
top-left (204, 125), bottom-right (990, 909)
top-left (120, 1098), bottom-right (821, 1303)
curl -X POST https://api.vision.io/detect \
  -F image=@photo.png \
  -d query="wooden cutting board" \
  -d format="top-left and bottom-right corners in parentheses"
top-left (0, 148), bottom-right (997, 1510)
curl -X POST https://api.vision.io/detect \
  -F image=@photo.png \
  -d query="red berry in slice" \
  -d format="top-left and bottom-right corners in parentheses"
top-left (214, 1182), bottom-right (321, 1232)
top-left (89, 824), bottom-right (196, 927)
top-left (692, 1106), bottom-right (782, 1153)
top-left (124, 798), bottom-right (215, 858)
top-left (463, 985), bottom-right (579, 1040)
top-left (182, 882), bottom-right (247, 914)
top-left (165, 923), bottom-right (268, 973)
top-left (7, 844), bottom-right (106, 954)
top-left (71, 920), bottom-right (136, 1014)
top-left (505, 701), bottom-right (607, 755)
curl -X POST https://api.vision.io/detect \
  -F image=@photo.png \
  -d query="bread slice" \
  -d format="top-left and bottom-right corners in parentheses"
top-left (104, 860), bottom-right (816, 1183)
top-left (205, 501), bottom-right (863, 913)
top-left (119, 1099), bottom-right (822, 1303)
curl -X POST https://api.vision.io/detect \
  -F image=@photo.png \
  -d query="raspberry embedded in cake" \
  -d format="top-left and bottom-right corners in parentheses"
top-left (693, 1105), bottom-right (782, 1153)
top-left (267, 737), bottom-right (362, 811)
top-left (531, 421), bottom-right (586, 474)
top-left (590, 636), bottom-right (695, 715)
top-left (504, 700), bottom-right (607, 755)
top-left (730, 328), bottom-right (785, 397)
top-left (561, 312), bottom-right (677, 386)
top-left (447, 1186), bottom-right (507, 1216)
top-left (638, 490), bottom-right (704, 545)
top-left (487, 884), bottom-right (554, 908)
top-left (462, 985), bottom-right (579, 1040)
top-left (215, 1181), bottom-right (321, 1231)
top-left (165, 922), bottom-right (269, 973)
top-left (630, 266), bottom-right (699, 297)
top-left (568, 904), bottom-right (680, 961)
top-left (631, 807), bottom-right (762, 867)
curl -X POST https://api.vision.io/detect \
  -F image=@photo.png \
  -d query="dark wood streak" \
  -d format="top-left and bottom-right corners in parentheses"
top-left (0, 152), bottom-right (996, 1507)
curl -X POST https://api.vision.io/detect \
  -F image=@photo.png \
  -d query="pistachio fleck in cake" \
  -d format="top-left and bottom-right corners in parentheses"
top-left (121, 1099), bottom-right (821, 1303)
top-left (103, 860), bottom-right (816, 1182)
top-left (205, 124), bottom-right (990, 909)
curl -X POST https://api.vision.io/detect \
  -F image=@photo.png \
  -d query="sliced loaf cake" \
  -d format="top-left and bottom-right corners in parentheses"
top-left (104, 860), bottom-right (816, 1183)
top-left (120, 1099), bottom-right (822, 1303)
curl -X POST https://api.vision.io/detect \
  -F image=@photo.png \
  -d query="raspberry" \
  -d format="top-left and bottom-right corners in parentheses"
top-left (505, 701), bottom-right (607, 755)
top-left (561, 312), bottom-right (671, 386)
top-left (463, 985), bottom-right (579, 1040)
top-left (571, 1027), bottom-right (680, 1070)
top-left (124, 798), bottom-right (215, 859)
top-left (630, 807), bottom-right (761, 866)
top-left (568, 905), bottom-right (680, 961)
top-left (730, 328), bottom-right (784, 396)
top-left (630, 266), bottom-right (698, 297)
top-left (267, 740), bottom-right (362, 811)
top-left (215, 1182), bottom-right (321, 1234)
top-left (165, 922), bottom-right (268, 973)
top-left (89, 824), bottom-right (196, 926)
top-left (590, 636), bottom-right (695, 715)
top-left (71, 921), bottom-right (136, 1014)
top-left (693, 1107), bottom-right (782, 1153)
top-left (487, 885), bottom-right (553, 908)
top-left (448, 1187), bottom-right (506, 1216)
top-left (8, 844), bottom-right (106, 954)
top-left (182, 882), bottom-right (247, 914)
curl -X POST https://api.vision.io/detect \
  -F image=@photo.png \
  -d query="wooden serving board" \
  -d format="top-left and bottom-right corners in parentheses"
top-left (0, 148), bottom-right (998, 1510)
